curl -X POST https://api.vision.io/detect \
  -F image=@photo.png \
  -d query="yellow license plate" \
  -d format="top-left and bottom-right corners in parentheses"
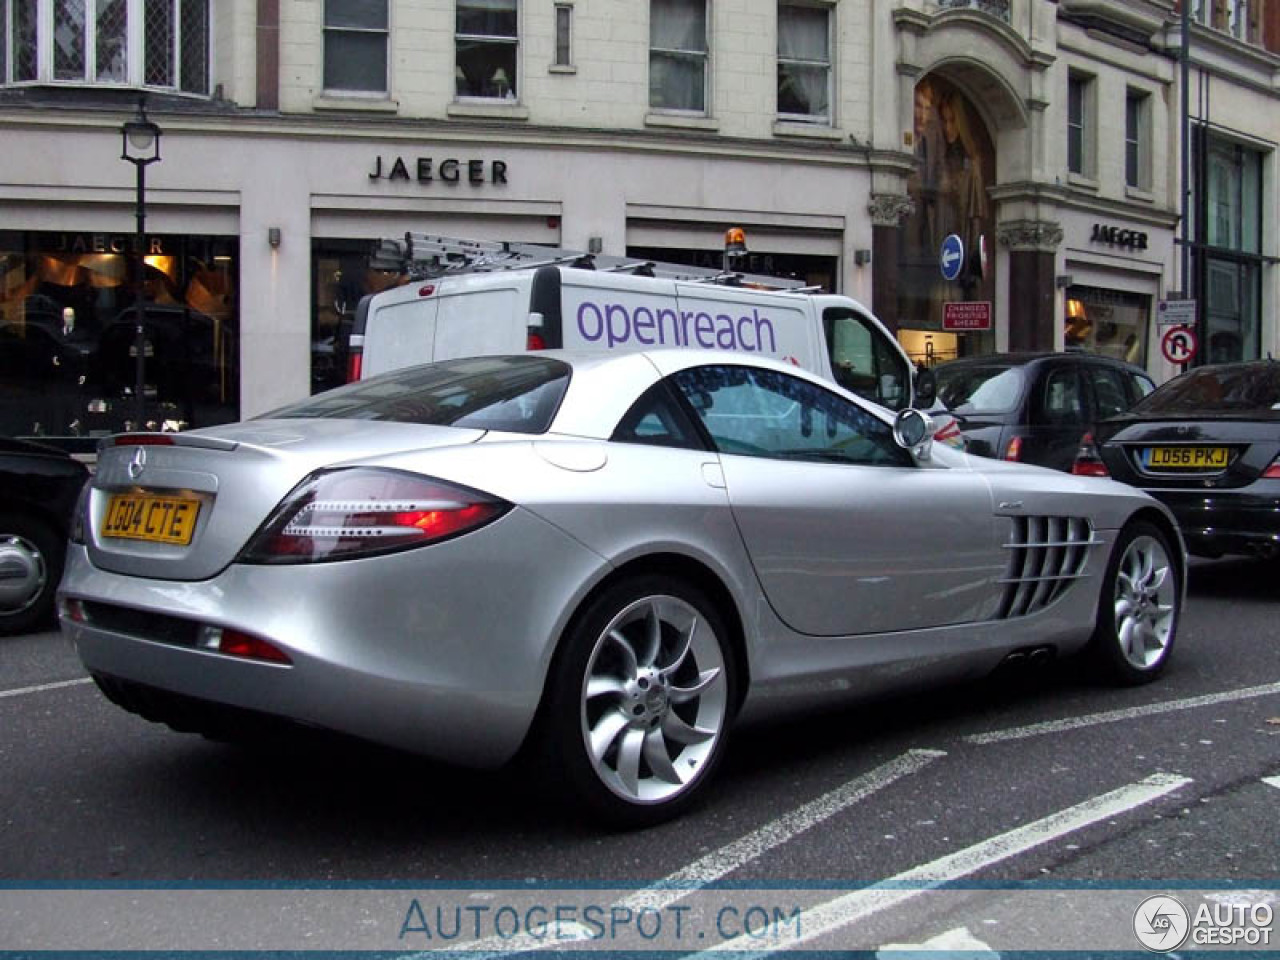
top-left (1146, 446), bottom-right (1229, 470)
top-left (102, 493), bottom-right (202, 545)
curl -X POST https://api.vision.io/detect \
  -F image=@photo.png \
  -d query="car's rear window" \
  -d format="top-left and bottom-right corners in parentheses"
top-left (1137, 363), bottom-right (1280, 415)
top-left (933, 364), bottom-right (1025, 414)
top-left (264, 356), bottom-right (571, 433)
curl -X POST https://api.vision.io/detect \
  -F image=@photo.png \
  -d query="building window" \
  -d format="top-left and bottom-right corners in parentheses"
top-left (1191, 129), bottom-right (1265, 363)
top-left (1, 0), bottom-right (208, 92)
top-left (553, 3), bottom-right (572, 67)
top-left (650, 0), bottom-right (707, 113)
top-left (1067, 72), bottom-right (1092, 177)
top-left (455, 0), bottom-right (518, 99)
top-left (777, 2), bottom-right (830, 123)
top-left (1124, 88), bottom-right (1149, 190)
top-left (323, 0), bottom-right (388, 94)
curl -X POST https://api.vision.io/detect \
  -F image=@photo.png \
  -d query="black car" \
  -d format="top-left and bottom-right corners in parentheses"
top-left (931, 352), bottom-right (1155, 471)
top-left (1081, 359), bottom-right (1280, 559)
top-left (0, 436), bottom-right (90, 635)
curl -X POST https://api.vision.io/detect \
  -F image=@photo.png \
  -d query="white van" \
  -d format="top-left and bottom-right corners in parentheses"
top-left (347, 236), bottom-right (933, 412)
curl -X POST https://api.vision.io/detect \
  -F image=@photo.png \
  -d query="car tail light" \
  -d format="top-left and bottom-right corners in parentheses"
top-left (527, 331), bottom-right (548, 350)
top-left (345, 350), bottom-right (363, 383)
top-left (1003, 435), bottom-right (1023, 462)
top-left (197, 625), bottom-right (292, 664)
top-left (1263, 457), bottom-right (1280, 479)
top-left (112, 434), bottom-right (175, 446)
top-left (1071, 432), bottom-right (1110, 477)
top-left (69, 479), bottom-right (91, 544)
top-left (238, 468), bottom-right (511, 564)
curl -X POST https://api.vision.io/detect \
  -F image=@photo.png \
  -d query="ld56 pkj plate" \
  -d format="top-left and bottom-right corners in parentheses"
top-left (1143, 446), bottom-right (1229, 470)
top-left (102, 493), bottom-right (201, 545)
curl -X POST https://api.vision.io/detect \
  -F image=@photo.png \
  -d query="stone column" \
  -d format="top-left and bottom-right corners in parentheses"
top-left (996, 219), bottom-right (1063, 352)
top-left (868, 194), bottom-right (915, 334)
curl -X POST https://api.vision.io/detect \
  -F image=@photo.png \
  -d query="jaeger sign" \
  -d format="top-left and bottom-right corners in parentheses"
top-left (1090, 223), bottom-right (1148, 250)
top-left (368, 156), bottom-right (509, 185)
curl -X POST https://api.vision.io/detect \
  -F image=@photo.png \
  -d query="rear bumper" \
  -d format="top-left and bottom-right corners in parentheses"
top-left (1145, 488), bottom-right (1280, 558)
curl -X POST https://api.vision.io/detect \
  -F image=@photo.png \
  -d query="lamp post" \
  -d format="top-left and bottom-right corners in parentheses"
top-left (120, 96), bottom-right (162, 429)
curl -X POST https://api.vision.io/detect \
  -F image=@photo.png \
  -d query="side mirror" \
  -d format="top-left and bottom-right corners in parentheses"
top-left (893, 408), bottom-right (934, 460)
top-left (913, 365), bottom-right (937, 409)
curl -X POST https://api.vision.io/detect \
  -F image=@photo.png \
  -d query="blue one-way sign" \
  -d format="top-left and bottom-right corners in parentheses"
top-left (940, 234), bottom-right (964, 282)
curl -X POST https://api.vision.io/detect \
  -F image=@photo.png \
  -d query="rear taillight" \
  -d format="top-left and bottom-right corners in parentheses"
top-left (1003, 435), bottom-right (1023, 462)
top-left (112, 433), bottom-right (175, 446)
top-left (527, 331), bottom-right (548, 350)
top-left (197, 625), bottom-right (292, 664)
top-left (238, 468), bottom-right (510, 564)
top-left (69, 479), bottom-right (91, 544)
top-left (1263, 458), bottom-right (1280, 479)
top-left (1071, 432), bottom-right (1110, 477)
top-left (345, 350), bottom-right (363, 383)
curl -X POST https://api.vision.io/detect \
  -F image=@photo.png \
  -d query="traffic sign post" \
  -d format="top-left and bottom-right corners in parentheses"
top-left (1160, 325), bottom-right (1198, 366)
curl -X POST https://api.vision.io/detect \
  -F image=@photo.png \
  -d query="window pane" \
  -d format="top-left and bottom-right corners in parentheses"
top-left (325, 0), bottom-right (388, 30)
top-left (778, 62), bottom-right (828, 117)
top-left (324, 30), bottom-right (386, 91)
top-left (651, 0), bottom-right (705, 52)
top-left (457, 0), bottom-right (517, 37)
top-left (15, 0), bottom-right (38, 80)
top-left (96, 0), bottom-right (128, 82)
top-left (54, 0), bottom-right (88, 80)
top-left (178, 0), bottom-right (208, 92)
top-left (650, 51), bottom-right (704, 110)
top-left (144, 0), bottom-right (174, 86)
top-left (554, 4), bottom-right (571, 65)
top-left (1241, 147), bottom-right (1260, 253)
top-left (778, 4), bottom-right (828, 61)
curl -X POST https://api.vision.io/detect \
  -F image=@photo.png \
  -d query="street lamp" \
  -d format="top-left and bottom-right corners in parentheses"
top-left (120, 96), bottom-right (162, 429)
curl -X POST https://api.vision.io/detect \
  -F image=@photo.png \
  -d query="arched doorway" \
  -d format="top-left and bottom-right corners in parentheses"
top-left (897, 74), bottom-right (997, 367)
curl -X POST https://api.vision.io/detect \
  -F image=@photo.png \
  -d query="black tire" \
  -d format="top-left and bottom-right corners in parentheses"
top-left (0, 513), bottom-right (64, 636)
top-left (1088, 520), bottom-right (1180, 686)
top-left (540, 575), bottom-right (737, 828)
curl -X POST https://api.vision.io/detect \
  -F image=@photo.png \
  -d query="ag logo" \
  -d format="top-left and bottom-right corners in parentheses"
top-left (1134, 895), bottom-right (1190, 952)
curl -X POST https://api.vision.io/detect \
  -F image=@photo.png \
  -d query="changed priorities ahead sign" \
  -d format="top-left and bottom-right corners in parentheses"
top-left (943, 301), bottom-right (992, 331)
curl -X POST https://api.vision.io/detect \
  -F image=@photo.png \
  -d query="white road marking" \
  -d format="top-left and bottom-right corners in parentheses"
top-left (425, 748), bottom-right (946, 958)
top-left (0, 677), bottom-right (93, 700)
top-left (966, 682), bottom-right (1280, 745)
top-left (1263, 777), bottom-right (1280, 791)
top-left (699, 772), bottom-right (1192, 957)
top-left (877, 926), bottom-right (999, 955)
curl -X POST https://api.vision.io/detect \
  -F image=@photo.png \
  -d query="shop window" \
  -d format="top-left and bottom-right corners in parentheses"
top-left (1124, 89), bottom-right (1150, 190)
top-left (1064, 286), bottom-right (1148, 365)
top-left (0, 231), bottom-right (239, 441)
top-left (1, 0), bottom-right (208, 92)
top-left (311, 239), bottom-right (407, 395)
top-left (323, 0), bottom-right (388, 94)
top-left (649, 0), bottom-right (707, 113)
top-left (455, 0), bottom-right (518, 100)
top-left (777, 3), bottom-right (831, 124)
top-left (1067, 72), bottom-right (1094, 178)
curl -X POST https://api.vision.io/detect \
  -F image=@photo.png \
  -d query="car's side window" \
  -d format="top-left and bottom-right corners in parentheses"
top-left (1089, 367), bottom-right (1133, 419)
top-left (611, 381), bottom-right (707, 450)
top-left (822, 308), bottom-right (910, 411)
top-left (1042, 368), bottom-right (1084, 425)
top-left (671, 365), bottom-right (912, 466)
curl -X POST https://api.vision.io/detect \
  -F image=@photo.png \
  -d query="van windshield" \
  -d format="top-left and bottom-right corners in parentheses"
top-left (263, 355), bottom-right (571, 434)
top-left (934, 363), bottom-right (1025, 414)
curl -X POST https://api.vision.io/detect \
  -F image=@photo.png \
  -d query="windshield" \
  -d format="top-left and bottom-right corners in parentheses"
top-left (933, 363), bottom-right (1025, 413)
top-left (262, 356), bottom-right (571, 433)
top-left (1137, 362), bottom-right (1280, 415)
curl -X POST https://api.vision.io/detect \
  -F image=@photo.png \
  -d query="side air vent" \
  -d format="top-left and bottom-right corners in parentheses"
top-left (997, 516), bottom-right (1100, 619)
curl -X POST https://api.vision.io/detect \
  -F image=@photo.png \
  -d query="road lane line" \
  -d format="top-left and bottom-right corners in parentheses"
top-left (423, 748), bottom-right (946, 958)
top-left (1263, 777), bottom-right (1280, 791)
top-left (0, 677), bottom-right (93, 700)
top-left (966, 682), bottom-right (1280, 745)
top-left (699, 772), bottom-right (1193, 957)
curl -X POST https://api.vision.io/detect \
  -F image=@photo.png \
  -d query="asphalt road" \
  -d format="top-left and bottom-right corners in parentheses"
top-left (2, 555), bottom-right (1277, 953)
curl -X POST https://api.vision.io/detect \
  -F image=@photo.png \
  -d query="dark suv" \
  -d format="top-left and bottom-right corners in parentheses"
top-left (931, 352), bottom-right (1155, 472)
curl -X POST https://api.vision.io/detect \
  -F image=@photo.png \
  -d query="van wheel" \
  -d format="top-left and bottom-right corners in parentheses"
top-left (542, 576), bottom-right (735, 827)
top-left (0, 514), bottom-right (63, 636)
top-left (1088, 521), bottom-right (1179, 685)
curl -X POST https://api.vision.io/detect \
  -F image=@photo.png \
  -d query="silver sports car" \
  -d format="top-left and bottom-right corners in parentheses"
top-left (59, 350), bottom-right (1185, 825)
